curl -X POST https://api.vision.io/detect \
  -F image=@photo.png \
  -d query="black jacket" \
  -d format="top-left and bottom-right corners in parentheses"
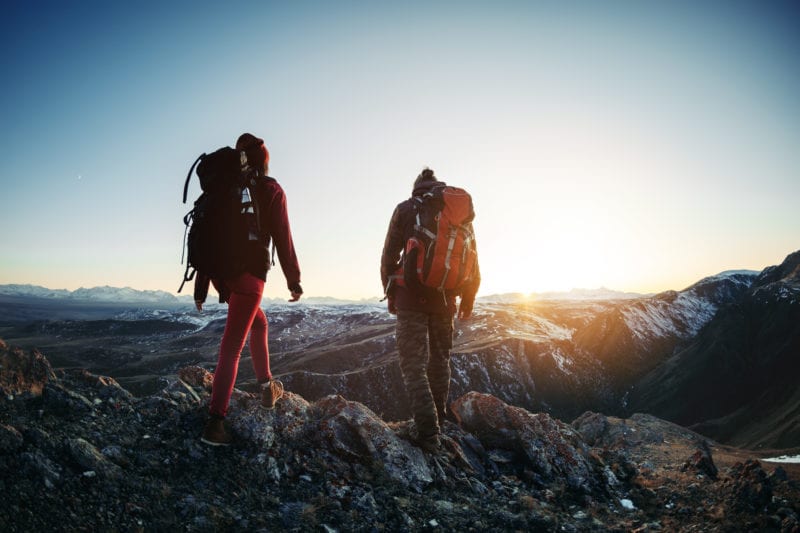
top-left (194, 176), bottom-right (301, 304)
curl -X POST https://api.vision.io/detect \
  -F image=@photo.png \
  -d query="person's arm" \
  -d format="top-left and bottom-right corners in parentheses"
top-left (380, 205), bottom-right (407, 314)
top-left (458, 249), bottom-right (481, 320)
top-left (380, 205), bottom-right (405, 292)
top-left (194, 273), bottom-right (211, 311)
top-left (266, 183), bottom-right (303, 301)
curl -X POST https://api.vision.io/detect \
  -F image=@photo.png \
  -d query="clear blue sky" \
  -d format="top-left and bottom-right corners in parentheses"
top-left (1, 1), bottom-right (798, 299)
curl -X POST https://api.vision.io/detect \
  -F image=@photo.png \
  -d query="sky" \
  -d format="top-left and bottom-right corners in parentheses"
top-left (1, 1), bottom-right (798, 300)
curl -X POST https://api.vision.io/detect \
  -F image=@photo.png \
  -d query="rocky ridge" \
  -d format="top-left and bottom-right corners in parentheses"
top-left (1, 339), bottom-right (798, 532)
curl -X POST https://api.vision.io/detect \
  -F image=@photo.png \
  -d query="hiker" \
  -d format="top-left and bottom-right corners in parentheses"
top-left (196, 133), bottom-right (303, 446)
top-left (380, 167), bottom-right (480, 452)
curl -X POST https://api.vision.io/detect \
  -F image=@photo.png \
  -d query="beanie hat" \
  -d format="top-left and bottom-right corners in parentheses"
top-left (236, 133), bottom-right (269, 169)
top-left (413, 167), bottom-right (436, 189)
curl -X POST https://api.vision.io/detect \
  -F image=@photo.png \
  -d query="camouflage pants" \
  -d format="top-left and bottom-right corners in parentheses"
top-left (396, 310), bottom-right (454, 438)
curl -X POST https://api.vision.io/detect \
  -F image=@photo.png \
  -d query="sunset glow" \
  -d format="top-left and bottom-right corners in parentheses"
top-left (1, 2), bottom-right (798, 299)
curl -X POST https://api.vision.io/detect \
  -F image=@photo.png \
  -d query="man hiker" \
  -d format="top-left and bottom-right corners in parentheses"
top-left (197, 133), bottom-right (303, 446)
top-left (380, 167), bottom-right (480, 452)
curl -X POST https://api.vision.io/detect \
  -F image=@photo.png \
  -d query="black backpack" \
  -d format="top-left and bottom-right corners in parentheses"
top-left (178, 147), bottom-right (266, 292)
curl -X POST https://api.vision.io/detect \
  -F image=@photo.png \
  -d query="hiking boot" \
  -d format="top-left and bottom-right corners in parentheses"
top-left (415, 433), bottom-right (441, 453)
top-left (261, 379), bottom-right (284, 409)
top-left (439, 406), bottom-right (461, 427)
top-left (201, 416), bottom-right (233, 447)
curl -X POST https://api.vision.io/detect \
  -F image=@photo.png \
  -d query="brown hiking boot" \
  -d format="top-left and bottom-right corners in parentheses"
top-left (261, 379), bottom-right (284, 409)
top-left (438, 406), bottom-right (461, 426)
top-left (415, 433), bottom-right (441, 453)
top-left (201, 416), bottom-right (233, 447)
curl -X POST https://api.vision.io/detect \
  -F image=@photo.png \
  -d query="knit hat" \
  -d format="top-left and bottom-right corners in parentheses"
top-left (236, 133), bottom-right (269, 169)
top-left (413, 167), bottom-right (436, 189)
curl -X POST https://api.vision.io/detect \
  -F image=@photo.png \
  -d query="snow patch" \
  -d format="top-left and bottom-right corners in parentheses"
top-left (763, 455), bottom-right (800, 464)
top-left (547, 348), bottom-right (573, 375)
top-left (622, 289), bottom-right (719, 342)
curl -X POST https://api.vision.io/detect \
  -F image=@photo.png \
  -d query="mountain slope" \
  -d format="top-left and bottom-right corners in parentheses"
top-left (629, 251), bottom-right (800, 448)
top-left (572, 271), bottom-right (757, 390)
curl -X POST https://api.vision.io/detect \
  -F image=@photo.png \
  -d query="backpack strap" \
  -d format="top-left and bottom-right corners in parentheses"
top-left (414, 213), bottom-right (437, 240)
top-left (244, 175), bottom-right (277, 272)
top-left (177, 265), bottom-right (195, 293)
top-left (182, 153), bottom-right (205, 204)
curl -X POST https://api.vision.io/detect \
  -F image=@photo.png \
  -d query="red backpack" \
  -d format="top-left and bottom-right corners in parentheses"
top-left (402, 186), bottom-right (478, 293)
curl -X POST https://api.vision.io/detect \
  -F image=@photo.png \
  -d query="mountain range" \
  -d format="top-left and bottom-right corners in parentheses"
top-left (0, 284), bottom-right (180, 303)
top-left (0, 283), bottom-right (646, 305)
top-left (2, 251), bottom-right (799, 452)
top-left (1, 251), bottom-right (799, 530)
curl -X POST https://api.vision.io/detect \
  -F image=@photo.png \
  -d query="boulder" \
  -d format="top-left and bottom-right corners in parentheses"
top-left (453, 392), bottom-right (597, 492)
top-left (314, 395), bottom-right (433, 488)
top-left (0, 340), bottom-right (56, 396)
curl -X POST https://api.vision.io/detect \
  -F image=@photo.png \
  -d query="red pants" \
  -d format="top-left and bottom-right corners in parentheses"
top-left (209, 272), bottom-right (271, 418)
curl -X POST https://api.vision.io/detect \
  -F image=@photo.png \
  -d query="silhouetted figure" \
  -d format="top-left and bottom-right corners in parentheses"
top-left (197, 133), bottom-right (303, 446)
top-left (381, 167), bottom-right (480, 451)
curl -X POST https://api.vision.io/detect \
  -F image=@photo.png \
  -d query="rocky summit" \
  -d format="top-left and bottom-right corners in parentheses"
top-left (1, 341), bottom-right (798, 532)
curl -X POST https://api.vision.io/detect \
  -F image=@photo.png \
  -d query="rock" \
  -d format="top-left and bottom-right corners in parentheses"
top-left (160, 379), bottom-right (202, 405)
top-left (100, 445), bottom-right (129, 467)
top-left (0, 342), bottom-right (56, 396)
top-left (43, 383), bottom-right (95, 412)
top-left (20, 450), bottom-right (63, 488)
top-left (177, 366), bottom-right (214, 392)
top-left (452, 392), bottom-right (598, 493)
top-left (572, 411), bottom-right (609, 446)
top-left (279, 501), bottom-right (311, 529)
top-left (770, 467), bottom-right (789, 483)
top-left (314, 395), bottom-right (433, 488)
top-left (729, 460), bottom-right (772, 512)
top-left (682, 441), bottom-right (718, 480)
top-left (352, 488), bottom-right (379, 516)
top-left (76, 370), bottom-right (135, 402)
top-left (0, 424), bottom-right (24, 453)
top-left (65, 438), bottom-right (122, 480)
top-left (468, 477), bottom-right (490, 495)
top-left (22, 427), bottom-right (57, 454)
top-left (440, 431), bottom-right (485, 475)
top-left (231, 391), bottom-right (312, 449)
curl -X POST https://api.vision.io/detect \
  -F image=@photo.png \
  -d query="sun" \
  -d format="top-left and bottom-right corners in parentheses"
top-left (474, 212), bottom-right (637, 296)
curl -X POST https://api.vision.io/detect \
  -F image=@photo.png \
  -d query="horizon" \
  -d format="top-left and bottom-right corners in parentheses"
top-left (0, 259), bottom-right (773, 303)
top-left (1, 2), bottom-right (798, 299)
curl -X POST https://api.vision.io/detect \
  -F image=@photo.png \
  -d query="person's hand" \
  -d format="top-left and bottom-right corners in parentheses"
top-left (387, 296), bottom-right (397, 315)
top-left (195, 300), bottom-right (203, 312)
top-left (289, 282), bottom-right (303, 302)
top-left (457, 300), bottom-right (473, 320)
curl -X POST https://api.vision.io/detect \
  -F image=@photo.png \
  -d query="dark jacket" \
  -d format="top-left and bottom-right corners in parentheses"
top-left (380, 179), bottom-right (481, 314)
top-left (195, 176), bottom-right (301, 303)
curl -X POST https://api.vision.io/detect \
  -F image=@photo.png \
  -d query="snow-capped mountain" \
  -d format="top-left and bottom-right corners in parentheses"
top-left (629, 251), bottom-right (800, 448)
top-left (569, 269), bottom-right (758, 392)
top-left (0, 284), bottom-right (72, 299)
top-left (0, 284), bottom-right (179, 304)
top-left (478, 287), bottom-right (644, 304)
